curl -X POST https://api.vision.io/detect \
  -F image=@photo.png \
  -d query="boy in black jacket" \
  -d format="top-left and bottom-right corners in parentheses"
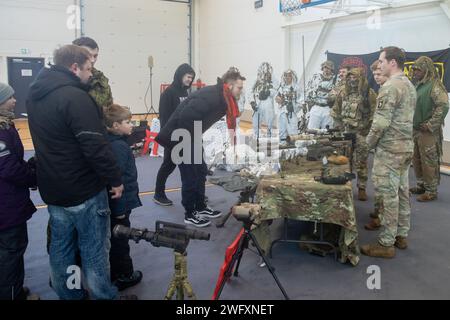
top-left (104, 104), bottom-right (143, 291)
top-left (154, 64), bottom-right (195, 206)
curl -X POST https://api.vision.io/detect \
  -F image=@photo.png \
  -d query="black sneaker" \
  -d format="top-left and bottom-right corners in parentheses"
top-left (184, 212), bottom-right (211, 228)
top-left (153, 194), bottom-right (173, 206)
top-left (113, 271), bottom-right (143, 291)
top-left (197, 206), bottom-right (222, 219)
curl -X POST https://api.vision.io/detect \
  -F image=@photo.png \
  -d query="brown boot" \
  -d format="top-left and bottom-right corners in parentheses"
top-left (369, 212), bottom-right (379, 219)
top-left (358, 188), bottom-right (368, 201)
top-left (410, 186), bottom-right (425, 195)
top-left (417, 192), bottom-right (437, 202)
top-left (364, 217), bottom-right (381, 231)
top-left (360, 243), bottom-right (395, 258)
top-left (394, 236), bottom-right (408, 250)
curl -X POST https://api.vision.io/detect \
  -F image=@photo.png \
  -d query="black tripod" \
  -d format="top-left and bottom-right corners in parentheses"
top-left (214, 219), bottom-right (289, 300)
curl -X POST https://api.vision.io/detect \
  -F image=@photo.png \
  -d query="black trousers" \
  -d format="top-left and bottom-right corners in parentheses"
top-left (155, 147), bottom-right (177, 196)
top-left (110, 212), bottom-right (134, 280)
top-left (0, 223), bottom-right (28, 300)
top-left (178, 160), bottom-right (208, 216)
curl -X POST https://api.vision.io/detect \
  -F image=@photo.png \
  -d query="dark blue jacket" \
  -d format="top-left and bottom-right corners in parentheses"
top-left (107, 133), bottom-right (142, 216)
top-left (0, 124), bottom-right (37, 231)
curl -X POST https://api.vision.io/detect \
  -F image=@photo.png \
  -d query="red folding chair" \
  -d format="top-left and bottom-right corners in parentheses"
top-left (142, 129), bottom-right (159, 156)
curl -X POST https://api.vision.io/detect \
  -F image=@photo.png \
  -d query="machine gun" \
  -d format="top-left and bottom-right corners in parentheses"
top-left (314, 172), bottom-right (356, 185)
top-left (114, 221), bottom-right (210, 300)
top-left (277, 86), bottom-right (296, 120)
top-left (113, 220), bottom-right (210, 254)
top-left (298, 102), bottom-right (309, 134)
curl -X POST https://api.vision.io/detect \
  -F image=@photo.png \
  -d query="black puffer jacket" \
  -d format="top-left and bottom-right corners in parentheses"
top-left (26, 65), bottom-right (122, 207)
top-left (156, 78), bottom-right (227, 149)
top-left (159, 64), bottom-right (196, 128)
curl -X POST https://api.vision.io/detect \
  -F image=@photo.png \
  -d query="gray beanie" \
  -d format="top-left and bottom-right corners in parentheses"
top-left (0, 83), bottom-right (15, 105)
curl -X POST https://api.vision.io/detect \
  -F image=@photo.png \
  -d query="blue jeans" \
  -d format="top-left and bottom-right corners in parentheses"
top-left (48, 190), bottom-right (118, 300)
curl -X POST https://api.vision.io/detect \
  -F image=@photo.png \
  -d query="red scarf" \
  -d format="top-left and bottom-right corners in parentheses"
top-left (223, 84), bottom-right (239, 144)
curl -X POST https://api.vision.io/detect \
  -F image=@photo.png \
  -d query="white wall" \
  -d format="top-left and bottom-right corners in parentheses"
top-left (0, 0), bottom-right (76, 83)
top-left (0, 0), bottom-right (190, 114)
top-left (195, 0), bottom-right (450, 140)
top-left (83, 0), bottom-right (190, 113)
top-left (194, 0), bottom-right (286, 87)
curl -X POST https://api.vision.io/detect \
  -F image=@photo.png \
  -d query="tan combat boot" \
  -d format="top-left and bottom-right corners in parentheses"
top-left (417, 192), bottom-right (437, 202)
top-left (358, 188), bottom-right (368, 201)
top-left (364, 217), bottom-right (381, 231)
top-left (394, 236), bottom-right (408, 250)
top-left (360, 243), bottom-right (395, 258)
top-left (410, 186), bottom-right (425, 195)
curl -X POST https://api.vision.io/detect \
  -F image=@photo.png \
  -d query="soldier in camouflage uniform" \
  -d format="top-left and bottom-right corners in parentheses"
top-left (73, 37), bottom-right (113, 111)
top-left (361, 47), bottom-right (416, 258)
top-left (328, 64), bottom-right (351, 108)
top-left (368, 60), bottom-right (388, 220)
top-left (306, 61), bottom-right (336, 129)
top-left (275, 69), bottom-right (301, 142)
top-left (331, 68), bottom-right (377, 201)
top-left (410, 56), bottom-right (449, 202)
top-left (249, 62), bottom-right (279, 138)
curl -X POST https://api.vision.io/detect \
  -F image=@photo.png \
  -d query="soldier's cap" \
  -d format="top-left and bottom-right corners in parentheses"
top-left (321, 60), bottom-right (335, 72)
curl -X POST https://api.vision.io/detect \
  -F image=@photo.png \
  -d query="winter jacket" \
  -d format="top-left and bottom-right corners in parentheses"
top-left (26, 65), bottom-right (122, 207)
top-left (156, 78), bottom-right (227, 150)
top-left (106, 133), bottom-right (142, 216)
top-left (0, 124), bottom-right (36, 231)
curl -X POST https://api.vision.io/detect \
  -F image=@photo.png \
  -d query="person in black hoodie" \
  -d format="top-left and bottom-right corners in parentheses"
top-left (153, 63), bottom-right (195, 206)
top-left (156, 67), bottom-right (245, 227)
top-left (26, 45), bottom-right (128, 300)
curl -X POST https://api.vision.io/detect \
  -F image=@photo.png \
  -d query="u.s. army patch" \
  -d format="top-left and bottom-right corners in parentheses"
top-left (377, 99), bottom-right (384, 110)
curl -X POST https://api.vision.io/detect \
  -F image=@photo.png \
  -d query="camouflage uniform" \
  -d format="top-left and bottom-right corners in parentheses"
top-left (411, 56), bottom-right (449, 197)
top-left (328, 78), bottom-right (345, 108)
top-left (366, 73), bottom-right (416, 247)
top-left (89, 68), bottom-right (113, 111)
top-left (331, 68), bottom-right (377, 191)
top-left (306, 61), bottom-right (336, 129)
